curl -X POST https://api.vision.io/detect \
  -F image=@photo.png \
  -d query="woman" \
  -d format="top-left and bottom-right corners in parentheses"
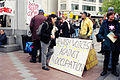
top-left (98, 11), bottom-right (120, 77)
top-left (40, 14), bottom-right (57, 71)
top-left (60, 16), bottom-right (74, 38)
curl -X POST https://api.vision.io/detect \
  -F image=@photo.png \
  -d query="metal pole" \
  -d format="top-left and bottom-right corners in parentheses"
top-left (47, 0), bottom-right (48, 13)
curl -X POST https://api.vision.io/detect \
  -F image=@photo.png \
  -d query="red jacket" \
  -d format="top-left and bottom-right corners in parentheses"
top-left (30, 14), bottom-right (46, 41)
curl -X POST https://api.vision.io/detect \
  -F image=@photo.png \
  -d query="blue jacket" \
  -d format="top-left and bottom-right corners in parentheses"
top-left (98, 19), bottom-right (120, 52)
top-left (0, 33), bottom-right (7, 45)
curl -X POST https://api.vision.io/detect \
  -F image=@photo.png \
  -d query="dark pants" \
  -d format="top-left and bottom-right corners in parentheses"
top-left (32, 40), bottom-right (41, 62)
top-left (103, 51), bottom-right (117, 72)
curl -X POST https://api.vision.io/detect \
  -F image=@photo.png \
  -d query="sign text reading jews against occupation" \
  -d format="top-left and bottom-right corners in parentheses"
top-left (49, 37), bottom-right (92, 78)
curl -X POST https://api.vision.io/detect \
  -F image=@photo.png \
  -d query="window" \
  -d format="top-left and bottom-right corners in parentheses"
top-left (71, 4), bottom-right (79, 10)
top-left (0, 1), bottom-right (11, 27)
top-left (83, 0), bottom-right (96, 2)
top-left (99, 7), bottom-right (102, 12)
top-left (0, 15), bottom-right (11, 27)
top-left (99, 0), bottom-right (103, 3)
top-left (82, 5), bottom-right (96, 11)
top-left (61, 4), bottom-right (66, 10)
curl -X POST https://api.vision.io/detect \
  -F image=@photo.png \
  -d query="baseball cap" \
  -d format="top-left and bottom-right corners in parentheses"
top-left (108, 7), bottom-right (114, 12)
top-left (39, 9), bottom-right (44, 13)
top-left (80, 12), bottom-right (88, 16)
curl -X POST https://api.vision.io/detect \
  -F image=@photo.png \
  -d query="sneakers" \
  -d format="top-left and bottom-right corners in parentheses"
top-left (42, 66), bottom-right (50, 71)
top-left (100, 71), bottom-right (107, 76)
top-left (112, 71), bottom-right (119, 77)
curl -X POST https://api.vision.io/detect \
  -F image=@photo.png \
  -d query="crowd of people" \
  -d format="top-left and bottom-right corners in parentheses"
top-left (29, 7), bottom-right (120, 77)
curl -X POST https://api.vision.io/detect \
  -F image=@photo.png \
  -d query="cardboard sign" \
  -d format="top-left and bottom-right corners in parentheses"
top-left (49, 37), bottom-right (92, 78)
top-left (26, 0), bottom-right (41, 24)
top-left (69, 12), bottom-right (73, 19)
top-left (64, 13), bottom-right (67, 16)
top-left (75, 15), bottom-right (78, 20)
top-left (51, 12), bottom-right (55, 14)
top-left (86, 48), bottom-right (98, 70)
top-left (0, 1), bottom-right (15, 16)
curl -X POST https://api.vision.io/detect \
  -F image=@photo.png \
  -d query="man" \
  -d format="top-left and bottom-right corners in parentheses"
top-left (98, 11), bottom-right (120, 77)
top-left (0, 30), bottom-right (7, 46)
top-left (40, 14), bottom-right (57, 70)
top-left (79, 12), bottom-right (93, 39)
top-left (29, 9), bottom-right (46, 63)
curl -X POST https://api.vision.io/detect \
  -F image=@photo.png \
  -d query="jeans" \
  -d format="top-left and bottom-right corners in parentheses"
top-left (41, 41), bottom-right (50, 67)
top-left (47, 47), bottom-right (54, 61)
top-left (103, 51), bottom-right (117, 72)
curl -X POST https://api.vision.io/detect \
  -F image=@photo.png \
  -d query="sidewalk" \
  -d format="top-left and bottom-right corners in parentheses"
top-left (0, 28), bottom-right (120, 80)
top-left (0, 51), bottom-right (102, 80)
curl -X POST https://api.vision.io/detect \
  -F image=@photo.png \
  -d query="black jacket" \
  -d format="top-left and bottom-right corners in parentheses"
top-left (0, 33), bottom-right (7, 45)
top-left (60, 21), bottom-right (71, 38)
top-left (97, 19), bottom-right (120, 52)
top-left (40, 22), bottom-right (53, 44)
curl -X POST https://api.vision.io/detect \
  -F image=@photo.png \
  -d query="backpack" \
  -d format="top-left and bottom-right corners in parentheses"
top-left (25, 42), bottom-right (33, 53)
top-left (36, 22), bottom-right (49, 36)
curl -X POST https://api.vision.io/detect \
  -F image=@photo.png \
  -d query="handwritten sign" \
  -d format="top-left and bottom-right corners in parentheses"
top-left (26, 0), bottom-right (41, 24)
top-left (86, 48), bottom-right (98, 70)
top-left (0, 1), bottom-right (15, 16)
top-left (49, 37), bottom-right (92, 77)
top-left (69, 12), bottom-right (73, 19)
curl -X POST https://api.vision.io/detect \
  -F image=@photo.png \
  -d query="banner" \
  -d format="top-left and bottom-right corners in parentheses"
top-left (86, 48), bottom-right (98, 70)
top-left (75, 15), bottom-right (78, 20)
top-left (64, 13), bottom-right (67, 16)
top-left (69, 12), bottom-right (73, 19)
top-left (51, 12), bottom-right (55, 14)
top-left (49, 37), bottom-right (92, 77)
top-left (0, 1), bottom-right (16, 16)
top-left (26, 0), bottom-right (41, 24)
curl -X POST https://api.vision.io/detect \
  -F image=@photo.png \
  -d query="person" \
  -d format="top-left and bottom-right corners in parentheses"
top-left (46, 19), bottom-right (59, 65)
top-left (60, 16), bottom-right (74, 38)
top-left (97, 11), bottom-right (120, 77)
top-left (40, 14), bottom-right (57, 71)
top-left (55, 17), bottom-right (63, 37)
top-left (29, 9), bottom-right (46, 63)
top-left (90, 19), bottom-right (97, 40)
top-left (0, 29), bottom-right (7, 46)
top-left (88, 13), bottom-right (91, 19)
top-left (79, 12), bottom-right (93, 39)
top-left (72, 20), bottom-right (80, 38)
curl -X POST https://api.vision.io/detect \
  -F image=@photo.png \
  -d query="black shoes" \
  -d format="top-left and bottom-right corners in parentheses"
top-left (100, 71), bottom-right (107, 76)
top-left (101, 71), bottom-right (119, 77)
top-left (112, 71), bottom-right (119, 77)
top-left (42, 66), bottom-right (50, 71)
top-left (29, 59), bottom-right (36, 63)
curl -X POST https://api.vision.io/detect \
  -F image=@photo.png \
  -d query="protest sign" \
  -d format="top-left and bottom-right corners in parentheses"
top-left (69, 12), bottom-right (73, 19)
top-left (75, 15), bottom-right (78, 20)
top-left (0, 1), bottom-right (15, 16)
top-left (86, 48), bottom-right (98, 70)
top-left (64, 13), bottom-right (67, 16)
top-left (49, 37), bottom-right (92, 77)
top-left (26, 0), bottom-right (41, 24)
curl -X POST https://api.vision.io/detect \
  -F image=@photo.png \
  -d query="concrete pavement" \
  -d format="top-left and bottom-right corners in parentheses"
top-left (0, 28), bottom-right (120, 80)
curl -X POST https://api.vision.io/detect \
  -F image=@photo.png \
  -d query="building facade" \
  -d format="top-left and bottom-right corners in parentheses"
top-left (0, 0), bottom-right (58, 49)
top-left (58, 0), bottom-right (103, 17)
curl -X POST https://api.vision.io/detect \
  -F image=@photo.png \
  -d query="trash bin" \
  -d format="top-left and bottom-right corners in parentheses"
top-left (21, 35), bottom-right (32, 53)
